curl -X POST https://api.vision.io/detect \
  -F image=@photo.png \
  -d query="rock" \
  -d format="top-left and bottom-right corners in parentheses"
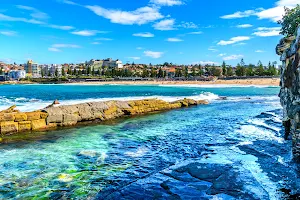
top-left (18, 121), bottom-right (32, 132)
top-left (0, 105), bottom-right (18, 113)
top-left (31, 119), bottom-right (47, 130)
top-left (63, 114), bottom-right (78, 126)
top-left (26, 112), bottom-right (41, 121)
top-left (197, 100), bottom-right (209, 105)
top-left (0, 113), bottom-right (16, 122)
top-left (14, 113), bottom-right (28, 122)
top-left (278, 27), bottom-right (300, 162)
top-left (45, 107), bottom-right (64, 124)
top-left (1, 121), bottom-right (18, 134)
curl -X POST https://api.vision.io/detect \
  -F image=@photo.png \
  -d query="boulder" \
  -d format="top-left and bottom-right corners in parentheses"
top-left (1, 121), bottom-right (18, 134)
top-left (14, 113), bottom-right (28, 122)
top-left (26, 112), bottom-right (41, 121)
top-left (0, 113), bottom-right (16, 122)
top-left (31, 119), bottom-right (47, 130)
top-left (44, 107), bottom-right (64, 124)
top-left (19, 121), bottom-right (32, 132)
top-left (63, 114), bottom-right (78, 126)
top-left (76, 103), bottom-right (94, 121)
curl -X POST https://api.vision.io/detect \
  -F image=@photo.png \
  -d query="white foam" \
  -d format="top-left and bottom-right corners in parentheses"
top-left (158, 84), bottom-right (279, 88)
top-left (0, 92), bottom-right (219, 112)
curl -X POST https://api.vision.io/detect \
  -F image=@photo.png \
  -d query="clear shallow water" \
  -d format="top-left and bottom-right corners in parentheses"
top-left (0, 85), bottom-right (299, 199)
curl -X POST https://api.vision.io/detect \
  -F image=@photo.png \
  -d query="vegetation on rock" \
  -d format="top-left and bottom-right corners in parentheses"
top-left (278, 5), bottom-right (300, 36)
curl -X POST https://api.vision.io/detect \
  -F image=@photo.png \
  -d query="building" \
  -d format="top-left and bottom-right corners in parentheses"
top-left (103, 58), bottom-right (123, 69)
top-left (25, 60), bottom-right (41, 78)
top-left (8, 70), bottom-right (26, 80)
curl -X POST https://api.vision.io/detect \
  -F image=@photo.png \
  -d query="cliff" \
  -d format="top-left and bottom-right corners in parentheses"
top-left (0, 98), bottom-right (208, 137)
top-left (277, 26), bottom-right (300, 162)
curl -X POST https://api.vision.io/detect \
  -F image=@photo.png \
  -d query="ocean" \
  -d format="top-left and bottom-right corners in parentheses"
top-left (0, 84), bottom-right (299, 199)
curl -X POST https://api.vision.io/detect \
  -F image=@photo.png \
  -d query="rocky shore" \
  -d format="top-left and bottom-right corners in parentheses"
top-left (277, 26), bottom-right (300, 162)
top-left (0, 98), bottom-right (208, 137)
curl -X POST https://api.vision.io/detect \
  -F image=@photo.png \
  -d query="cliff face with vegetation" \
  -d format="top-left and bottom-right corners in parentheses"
top-left (0, 98), bottom-right (208, 137)
top-left (277, 26), bottom-right (300, 162)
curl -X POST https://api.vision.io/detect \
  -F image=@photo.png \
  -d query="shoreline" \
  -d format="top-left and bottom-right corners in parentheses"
top-left (0, 78), bottom-right (280, 86)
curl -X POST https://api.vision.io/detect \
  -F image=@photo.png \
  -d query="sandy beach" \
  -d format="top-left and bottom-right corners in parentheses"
top-left (0, 78), bottom-right (280, 86)
top-left (66, 78), bottom-right (280, 86)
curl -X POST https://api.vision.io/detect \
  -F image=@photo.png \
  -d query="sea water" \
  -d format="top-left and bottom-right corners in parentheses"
top-left (0, 84), bottom-right (299, 199)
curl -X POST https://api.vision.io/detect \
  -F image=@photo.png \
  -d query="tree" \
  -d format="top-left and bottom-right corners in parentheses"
top-left (61, 67), bottom-right (65, 77)
top-left (67, 67), bottom-right (72, 75)
top-left (184, 66), bottom-right (188, 78)
top-left (222, 61), bottom-right (227, 76)
top-left (158, 67), bottom-right (164, 78)
top-left (48, 71), bottom-right (51, 77)
top-left (235, 64), bottom-right (245, 76)
top-left (0, 67), bottom-right (3, 75)
top-left (73, 68), bottom-right (77, 76)
top-left (41, 69), bottom-right (45, 77)
top-left (87, 66), bottom-right (91, 75)
top-left (256, 61), bottom-right (265, 76)
top-left (55, 68), bottom-right (59, 77)
top-left (211, 66), bottom-right (221, 77)
top-left (246, 64), bottom-right (255, 76)
top-left (278, 5), bottom-right (300, 36)
top-left (92, 67), bottom-right (95, 76)
top-left (192, 67), bottom-right (196, 77)
top-left (227, 67), bottom-right (234, 76)
top-left (142, 69), bottom-right (149, 78)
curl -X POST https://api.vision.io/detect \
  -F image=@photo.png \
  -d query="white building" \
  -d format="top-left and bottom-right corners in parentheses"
top-left (8, 70), bottom-right (26, 80)
top-left (103, 58), bottom-right (123, 69)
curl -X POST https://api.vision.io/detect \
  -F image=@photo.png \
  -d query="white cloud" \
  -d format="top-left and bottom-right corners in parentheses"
top-left (221, 0), bottom-right (298, 22)
top-left (223, 54), bottom-right (243, 61)
top-left (95, 37), bottom-right (113, 41)
top-left (86, 5), bottom-right (163, 25)
top-left (253, 27), bottom-right (281, 37)
top-left (133, 32), bottom-right (154, 37)
top-left (52, 44), bottom-right (80, 48)
top-left (91, 42), bottom-right (101, 45)
top-left (236, 24), bottom-right (253, 28)
top-left (218, 53), bottom-right (226, 57)
top-left (49, 44), bottom-right (80, 52)
top-left (71, 30), bottom-right (106, 36)
top-left (47, 24), bottom-right (74, 30)
top-left (0, 31), bottom-right (17, 36)
top-left (16, 5), bottom-right (49, 20)
top-left (48, 47), bottom-right (61, 52)
top-left (208, 48), bottom-right (218, 52)
top-left (166, 37), bottom-right (183, 42)
top-left (150, 0), bottom-right (183, 6)
top-left (144, 51), bottom-right (163, 58)
top-left (59, 0), bottom-right (79, 5)
top-left (128, 57), bottom-right (141, 60)
top-left (192, 61), bottom-right (219, 65)
top-left (137, 47), bottom-right (144, 50)
top-left (179, 21), bottom-right (198, 29)
top-left (255, 50), bottom-right (265, 53)
top-left (153, 19), bottom-right (175, 30)
top-left (217, 36), bottom-right (250, 45)
top-left (221, 10), bottom-right (258, 19)
top-left (188, 31), bottom-right (202, 34)
top-left (0, 13), bottom-right (44, 24)
top-left (233, 42), bottom-right (247, 46)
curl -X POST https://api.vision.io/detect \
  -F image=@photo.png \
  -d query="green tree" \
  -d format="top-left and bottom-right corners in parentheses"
top-left (192, 67), bottom-right (196, 76)
top-left (256, 61), bottom-right (265, 76)
top-left (222, 61), bottom-right (227, 76)
top-left (0, 67), bottom-right (3, 75)
top-left (211, 66), bottom-right (221, 77)
top-left (227, 67), bottom-right (234, 76)
top-left (67, 67), bottom-right (72, 75)
top-left (48, 71), bottom-right (51, 77)
top-left (278, 5), bottom-right (300, 36)
top-left (158, 67), bottom-right (164, 78)
top-left (87, 66), bottom-right (91, 75)
top-left (235, 64), bottom-right (245, 76)
top-left (184, 66), bottom-right (188, 78)
top-left (142, 69), bottom-right (149, 78)
top-left (246, 64), bottom-right (255, 76)
top-left (92, 67), bottom-right (95, 76)
top-left (61, 67), bottom-right (65, 77)
top-left (41, 69), bottom-right (45, 77)
top-left (55, 68), bottom-right (59, 77)
top-left (73, 68), bottom-right (77, 76)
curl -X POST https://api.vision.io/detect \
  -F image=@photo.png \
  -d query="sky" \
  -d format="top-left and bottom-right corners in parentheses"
top-left (0, 0), bottom-right (298, 66)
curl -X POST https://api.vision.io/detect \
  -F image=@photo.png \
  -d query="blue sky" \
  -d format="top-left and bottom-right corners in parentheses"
top-left (0, 0), bottom-right (298, 66)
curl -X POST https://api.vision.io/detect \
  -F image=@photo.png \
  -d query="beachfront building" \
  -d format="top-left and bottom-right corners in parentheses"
top-left (103, 58), bottom-right (123, 69)
top-left (88, 59), bottom-right (103, 71)
top-left (8, 70), bottom-right (26, 80)
top-left (25, 60), bottom-right (41, 78)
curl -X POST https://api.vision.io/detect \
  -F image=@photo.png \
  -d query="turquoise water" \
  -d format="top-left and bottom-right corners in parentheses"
top-left (0, 84), bottom-right (299, 199)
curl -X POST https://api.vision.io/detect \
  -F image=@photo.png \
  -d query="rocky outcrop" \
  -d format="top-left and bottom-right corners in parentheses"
top-left (277, 26), bottom-right (300, 162)
top-left (0, 98), bottom-right (208, 137)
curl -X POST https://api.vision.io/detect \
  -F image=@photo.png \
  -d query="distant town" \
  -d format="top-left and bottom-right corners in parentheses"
top-left (0, 58), bottom-right (280, 82)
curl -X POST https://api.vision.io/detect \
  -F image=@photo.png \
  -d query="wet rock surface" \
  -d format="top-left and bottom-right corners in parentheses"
top-left (277, 26), bottom-right (300, 162)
